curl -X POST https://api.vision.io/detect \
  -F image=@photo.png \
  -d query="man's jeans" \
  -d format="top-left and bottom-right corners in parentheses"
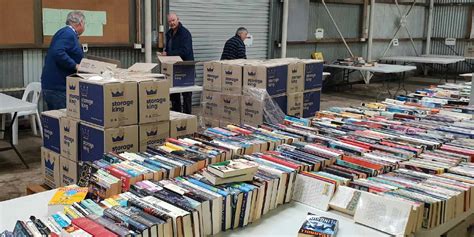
top-left (42, 89), bottom-right (66, 111)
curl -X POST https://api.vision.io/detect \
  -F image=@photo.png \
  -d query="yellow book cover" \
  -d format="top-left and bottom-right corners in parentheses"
top-left (48, 185), bottom-right (88, 206)
top-left (159, 145), bottom-right (176, 153)
top-left (164, 142), bottom-right (184, 151)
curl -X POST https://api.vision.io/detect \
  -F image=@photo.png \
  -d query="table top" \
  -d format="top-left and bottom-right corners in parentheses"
top-left (380, 56), bottom-right (464, 64)
top-left (170, 85), bottom-right (203, 94)
top-left (422, 54), bottom-right (474, 60)
top-left (0, 93), bottom-right (36, 114)
top-left (460, 73), bottom-right (472, 77)
top-left (324, 63), bottom-right (417, 73)
top-left (0, 190), bottom-right (389, 236)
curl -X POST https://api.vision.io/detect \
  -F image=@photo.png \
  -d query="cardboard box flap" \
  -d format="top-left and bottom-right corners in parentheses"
top-left (74, 73), bottom-right (102, 79)
top-left (300, 59), bottom-right (324, 63)
top-left (78, 58), bottom-right (119, 74)
top-left (127, 63), bottom-right (158, 72)
top-left (158, 55), bottom-right (183, 63)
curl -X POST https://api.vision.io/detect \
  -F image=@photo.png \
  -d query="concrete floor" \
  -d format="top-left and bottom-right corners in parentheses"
top-left (0, 76), bottom-right (452, 201)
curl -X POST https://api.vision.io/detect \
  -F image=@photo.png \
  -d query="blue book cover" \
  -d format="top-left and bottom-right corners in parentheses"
top-left (298, 213), bottom-right (338, 236)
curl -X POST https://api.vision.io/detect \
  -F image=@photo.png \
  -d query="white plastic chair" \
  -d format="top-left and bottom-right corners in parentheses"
top-left (0, 82), bottom-right (43, 145)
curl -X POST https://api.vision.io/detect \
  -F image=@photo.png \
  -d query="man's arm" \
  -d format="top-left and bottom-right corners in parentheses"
top-left (51, 34), bottom-right (79, 71)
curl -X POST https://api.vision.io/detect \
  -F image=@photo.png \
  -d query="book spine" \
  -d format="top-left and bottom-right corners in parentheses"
top-left (106, 166), bottom-right (132, 191)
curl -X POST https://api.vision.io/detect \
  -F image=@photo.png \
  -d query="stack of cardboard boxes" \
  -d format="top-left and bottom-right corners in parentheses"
top-left (40, 58), bottom-right (198, 189)
top-left (201, 58), bottom-right (323, 127)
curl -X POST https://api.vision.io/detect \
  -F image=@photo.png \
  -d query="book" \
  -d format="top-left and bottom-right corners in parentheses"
top-left (201, 169), bottom-right (254, 185)
top-left (292, 174), bottom-right (335, 211)
top-left (207, 159), bottom-right (258, 178)
top-left (297, 213), bottom-right (338, 237)
top-left (48, 185), bottom-right (88, 207)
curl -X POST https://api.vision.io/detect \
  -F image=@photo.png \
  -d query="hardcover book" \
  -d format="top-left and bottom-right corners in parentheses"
top-left (207, 159), bottom-right (258, 178)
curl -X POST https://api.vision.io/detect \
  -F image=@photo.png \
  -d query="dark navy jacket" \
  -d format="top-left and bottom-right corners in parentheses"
top-left (41, 26), bottom-right (83, 91)
top-left (221, 35), bottom-right (247, 60)
top-left (165, 23), bottom-right (194, 61)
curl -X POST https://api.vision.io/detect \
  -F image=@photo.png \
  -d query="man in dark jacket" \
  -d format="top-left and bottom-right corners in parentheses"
top-left (221, 27), bottom-right (247, 60)
top-left (41, 11), bottom-right (85, 110)
top-left (163, 13), bottom-right (194, 114)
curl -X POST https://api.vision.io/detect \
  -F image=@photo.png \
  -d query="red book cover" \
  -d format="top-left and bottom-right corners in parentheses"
top-left (72, 217), bottom-right (118, 237)
top-left (338, 138), bottom-right (373, 150)
top-left (300, 172), bottom-right (338, 186)
top-left (441, 145), bottom-right (474, 159)
top-left (166, 138), bottom-right (191, 147)
top-left (259, 154), bottom-right (300, 170)
top-left (105, 166), bottom-right (132, 191)
top-left (342, 156), bottom-right (384, 171)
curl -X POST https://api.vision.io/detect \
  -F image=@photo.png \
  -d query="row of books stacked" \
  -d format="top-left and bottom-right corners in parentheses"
top-left (201, 58), bottom-right (323, 127)
top-left (78, 124), bottom-right (302, 199)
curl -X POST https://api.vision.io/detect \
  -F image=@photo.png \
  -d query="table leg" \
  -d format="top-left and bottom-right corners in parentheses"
top-left (0, 112), bottom-right (29, 169)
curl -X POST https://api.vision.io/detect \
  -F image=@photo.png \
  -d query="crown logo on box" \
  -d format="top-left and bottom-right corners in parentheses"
top-left (69, 84), bottom-right (76, 90)
top-left (223, 98), bottom-right (231, 103)
top-left (45, 159), bottom-right (55, 170)
top-left (111, 91), bottom-right (124, 97)
top-left (112, 135), bottom-right (125, 142)
top-left (64, 126), bottom-right (70, 132)
top-left (146, 89), bottom-right (157, 95)
top-left (147, 130), bottom-right (158, 136)
top-left (62, 165), bottom-right (69, 172)
top-left (225, 70), bottom-right (233, 75)
top-left (176, 125), bottom-right (187, 131)
top-left (207, 67), bottom-right (214, 72)
top-left (245, 101), bottom-right (253, 106)
top-left (292, 68), bottom-right (298, 73)
top-left (163, 67), bottom-right (168, 71)
top-left (247, 71), bottom-right (256, 76)
top-left (80, 85), bottom-right (88, 97)
top-left (81, 128), bottom-right (90, 140)
top-left (206, 95), bottom-right (213, 100)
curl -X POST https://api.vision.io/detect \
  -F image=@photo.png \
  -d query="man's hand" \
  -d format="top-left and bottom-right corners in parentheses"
top-left (161, 51), bottom-right (167, 56)
top-left (75, 64), bottom-right (79, 71)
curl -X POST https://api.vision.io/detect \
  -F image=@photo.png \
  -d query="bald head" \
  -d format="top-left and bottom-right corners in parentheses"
top-left (168, 12), bottom-right (180, 31)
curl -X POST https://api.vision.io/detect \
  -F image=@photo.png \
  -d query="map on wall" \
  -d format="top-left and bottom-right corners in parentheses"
top-left (42, 8), bottom-right (107, 36)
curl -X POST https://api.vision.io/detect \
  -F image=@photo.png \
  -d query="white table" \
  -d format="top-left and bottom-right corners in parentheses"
top-left (324, 64), bottom-right (416, 99)
top-left (460, 73), bottom-right (472, 78)
top-left (170, 85), bottom-right (203, 94)
top-left (380, 56), bottom-right (465, 82)
top-left (380, 56), bottom-right (464, 65)
top-left (0, 93), bottom-right (36, 168)
top-left (0, 189), bottom-right (389, 237)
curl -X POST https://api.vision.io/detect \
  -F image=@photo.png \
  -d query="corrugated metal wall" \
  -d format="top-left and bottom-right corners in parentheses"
top-left (23, 49), bottom-right (44, 86)
top-left (0, 50), bottom-right (23, 90)
top-left (431, 4), bottom-right (472, 73)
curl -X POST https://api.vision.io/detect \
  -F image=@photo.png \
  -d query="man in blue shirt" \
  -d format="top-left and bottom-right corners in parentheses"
top-left (221, 27), bottom-right (248, 60)
top-left (41, 11), bottom-right (85, 110)
top-left (163, 13), bottom-right (194, 114)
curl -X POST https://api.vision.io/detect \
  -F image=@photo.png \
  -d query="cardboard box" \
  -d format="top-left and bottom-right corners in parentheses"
top-left (287, 62), bottom-right (305, 93)
top-left (287, 92), bottom-right (304, 117)
top-left (169, 111), bottom-right (198, 138)
top-left (41, 109), bottom-right (66, 154)
top-left (201, 117), bottom-right (220, 128)
top-left (243, 62), bottom-right (288, 96)
top-left (203, 61), bottom-right (222, 92)
top-left (303, 89), bottom-right (321, 118)
top-left (202, 90), bottom-right (221, 118)
top-left (41, 147), bottom-right (60, 188)
top-left (136, 78), bottom-right (170, 124)
top-left (139, 121), bottom-right (170, 152)
top-left (302, 59), bottom-right (324, 90)
top-left (79, 79), bottom-right (138, 128)
top-left (60, 156), bottom-right (78, 186)
top-left (60, 116), bottom-right (80, 162)
top-left (221, 62), bottom-right (244, 95)
top-left (158, 56), bottom-right (196, 87)
top-left (220, 94), bottom-right (241, 124)
top-left (79, 123), bottom-right (139, 162)
top-left (241, 96), bottom-right (264, 126)
top-left (272, 95), bottom-right (288, 114)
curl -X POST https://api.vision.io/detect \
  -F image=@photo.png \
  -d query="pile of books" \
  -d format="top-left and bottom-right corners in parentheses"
top-left (202, 159), bottom-right (258, 185)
